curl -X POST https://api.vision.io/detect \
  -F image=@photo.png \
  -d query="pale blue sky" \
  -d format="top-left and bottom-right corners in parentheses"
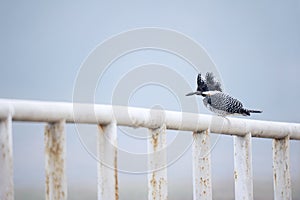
top-left (1, 1), bottom-right (300, 199)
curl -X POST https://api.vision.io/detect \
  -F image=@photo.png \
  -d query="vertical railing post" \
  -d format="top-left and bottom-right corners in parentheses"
top-left (44, 120), bottom-right (67, 200)
top-left (233, 132), bottom-right (253, 200)
top-left (272, 135), bottom-right (292, 200)
top-left (148, 124), bottom-right (168, 200)
top-left (192, 129), bottom-right (212, 200)
top-left (97, 122), bottom-right (119, 200)
top-left (0, 115), bottom-right (14, 200)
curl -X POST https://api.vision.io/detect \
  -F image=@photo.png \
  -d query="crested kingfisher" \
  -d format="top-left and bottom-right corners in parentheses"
top-left (186, 73), bottom-right (262, 116)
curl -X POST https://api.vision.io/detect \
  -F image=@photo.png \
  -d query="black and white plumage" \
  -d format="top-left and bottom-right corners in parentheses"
top-left (186, 73), bottom-right (262, 116)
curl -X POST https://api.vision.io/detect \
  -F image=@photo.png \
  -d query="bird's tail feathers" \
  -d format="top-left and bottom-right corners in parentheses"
top-left (247, 109), bottom-right (263, 113)
top-left (240, 108), bottom-right (262, 116)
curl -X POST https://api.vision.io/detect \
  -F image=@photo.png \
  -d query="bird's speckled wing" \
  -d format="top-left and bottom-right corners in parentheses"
top-left (206, 93), bottom-right (243, 114)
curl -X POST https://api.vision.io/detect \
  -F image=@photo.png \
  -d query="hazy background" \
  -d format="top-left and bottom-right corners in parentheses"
top-left (1, 1), bottom-right (300, 199)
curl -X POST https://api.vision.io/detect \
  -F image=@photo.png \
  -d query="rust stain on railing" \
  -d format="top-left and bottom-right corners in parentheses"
top-left (234, 170), bottom-right (238, 180)
top-left (0, 116), bottom-right (14, 200)
top-left (150, 172), bottom-right (157, 199)
top-left (44, 120), bottom-right (67, 200)
top-left (272, 136), bottom-right (292, 200)
top-left (192, 129), bottom-right (212, 200)
top-left (114, 147), bottom-right (119, 200)
top-left (0, 100), bottom-right (299, 200)
top-left (97, 122), bottom-right (119, 200)
top-left (148, 125), bottom-right (167, 200)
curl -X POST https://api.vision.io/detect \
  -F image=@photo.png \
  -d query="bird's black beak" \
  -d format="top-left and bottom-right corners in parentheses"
top-left (186, 91), bottom-right (201, 96)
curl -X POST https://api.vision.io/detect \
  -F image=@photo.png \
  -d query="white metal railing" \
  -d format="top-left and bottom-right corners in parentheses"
top-left (0, 99), bottom-right (299, 200)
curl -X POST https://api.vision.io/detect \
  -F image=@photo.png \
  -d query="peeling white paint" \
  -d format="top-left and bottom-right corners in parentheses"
top-left (148, 124), bottom-right (168, 200)
top-left (97, 122), bottom-right (119, 200)
top-left (0, 115), bottom-right (14, 200)
top-left (192, 129), bottom-right (212, 200)
top-left (44, 120), bottom-right (67, 200)
top-left (273, 136), bottom-right (292, 200)
top-left (0, 99), bottom-right (298, 199)
top-left (0, 99), bottom-right (300, 139)
top-left (234, 132), bottom-right (253, 200)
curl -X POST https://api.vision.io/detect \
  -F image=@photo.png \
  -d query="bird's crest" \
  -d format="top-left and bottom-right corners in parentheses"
top-left (186, 72), bottom-right (222, 96)
top-left (196, 73), bottom-right (208, 93)
top-left (196, 72), bottom-right (222, 93)
top-left (205, 72), bottom-right (222, 92)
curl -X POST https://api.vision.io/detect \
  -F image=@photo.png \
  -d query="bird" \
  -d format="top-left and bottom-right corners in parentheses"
top-left (186, 72), bottom-right (262, 116)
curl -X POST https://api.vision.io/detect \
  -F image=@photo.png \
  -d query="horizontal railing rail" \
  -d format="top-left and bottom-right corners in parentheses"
top-left (0, 98), bottom-right (299, 200)
top-left (0, 99), bottom-right (299, 139)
